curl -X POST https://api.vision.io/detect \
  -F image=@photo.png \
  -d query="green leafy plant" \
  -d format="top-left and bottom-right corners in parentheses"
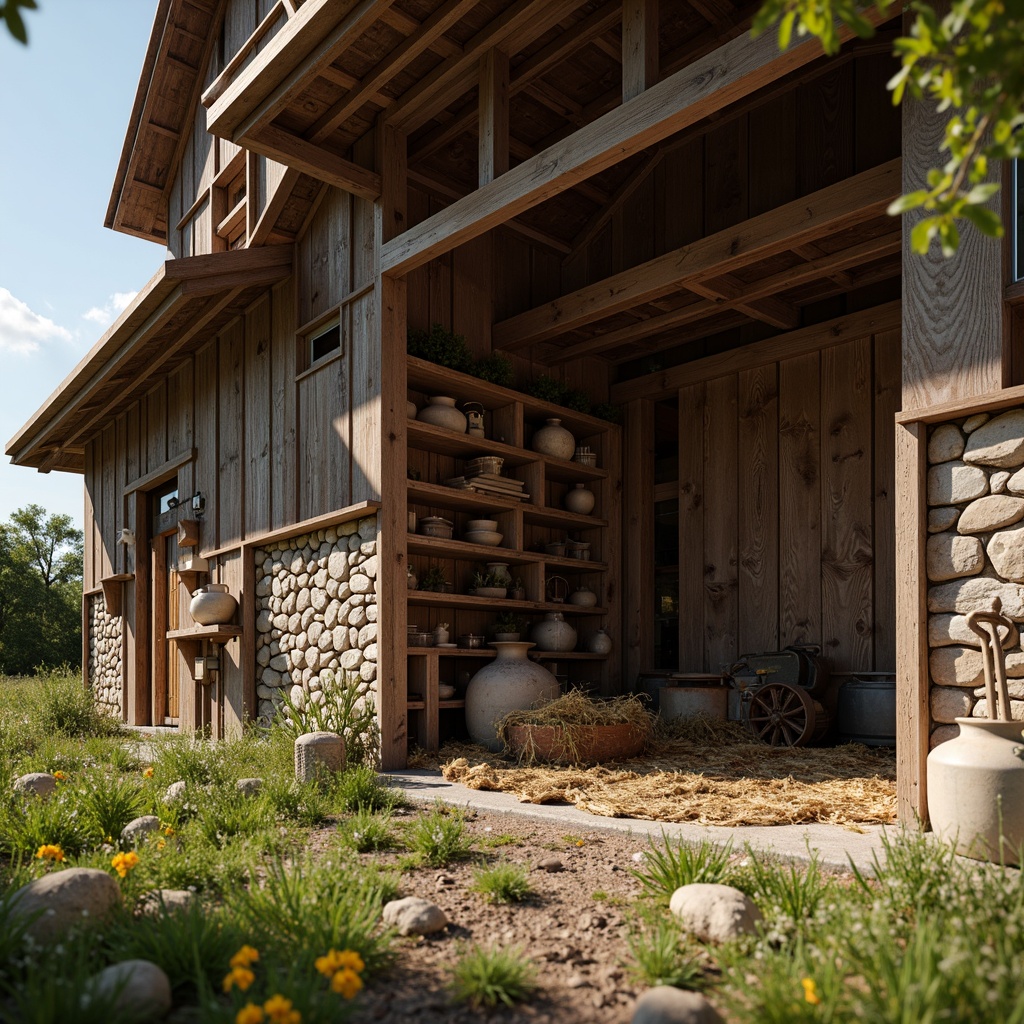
top-left (630, 833), bottom-right (735, 904)
top-left (335, 764), bottom-right (403, 814)
top-left (470, 859), bottom-right (533, 904)
top-left (407, 324), bottom-right (473, 372)
top-left (527, 374), bottom-right (567, 404)
top-left (448, 944), bottom-right (537, 1009)
top-left (492, 612), bottom-right (526, 636)
top-left (740, 847), bottom-right (836, 938)
top-left (405, 803), bottom-right (472, 867)
top-left (625, 908), bottom-right (705, 989)
top-left (417, 566), bottom-right (451, 593)
top-left (472, 567), bottom-right (506, 590)
top-left (337, 809), bottom-right (397, 853)
top-left (471, 353), bottom-right (514, 388)
top-left (591, 402), bottom-right (622, 424)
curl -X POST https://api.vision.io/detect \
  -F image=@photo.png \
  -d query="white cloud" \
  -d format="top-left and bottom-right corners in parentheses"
top-left (81, 290), bottom-right (138, 328)
top-left (0, 288), bottom-right (73, 355)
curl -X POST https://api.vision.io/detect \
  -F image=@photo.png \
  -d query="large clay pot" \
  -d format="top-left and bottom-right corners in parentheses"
top-left (504, 721), bottom-right (648, 764)
top-left (532, 418), bottom-right (575, 460)
top-left (189, 583), bottom-right (237, 626)
top-left (587, 628), bottom-right (613, 655)
top-left (927, 718), bottom-right (1024, 865)
top-left (417, 395), bottom-right (467, 433)
top-left (563, 483), bottom-right (596, 515)
top-left (465, 643), bottom-right (559, 752)
top-left (530, 611), bottom-right (577, 652)
top-left (568, 586), bottom-right (598, 608)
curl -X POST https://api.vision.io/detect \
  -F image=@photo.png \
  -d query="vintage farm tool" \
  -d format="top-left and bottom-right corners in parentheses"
top-left (966, 598), bottom-right (1014, 722)
top-left (729, 645), bottom-right (834, 747)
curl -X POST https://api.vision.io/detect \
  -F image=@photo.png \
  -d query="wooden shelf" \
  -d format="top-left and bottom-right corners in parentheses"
top-left (407, 479), bottom-right (520, 514)
top-left (522, 506), bottom-right (607, 529)
top-left (407, 699), bottom-right (466, 710)
top-left (167, 625), bottom-right (242, 643)
top-left (407, 646), bottom-right (608, 660)
top-left (408, 592), bottom-right (607, 614)
top-left (407, 534), bottom-right (539, 564)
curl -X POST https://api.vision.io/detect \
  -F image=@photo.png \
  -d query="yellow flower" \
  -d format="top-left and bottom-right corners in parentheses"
top-left (802, 977), bottom-right (821, 1005)
top-left (230, 945), bottom-right (261, 969)
top-left (263, 994), bottom-right (301, 1023)
top-left (575, 839), bottom-right (585, 847)
top-left (330, 967), bottom-right (364, 1000)
top-left (35, 844), bottom-right (64, 862)
top-left (52, 770), bottom-right (67, 781)
top-left (315, 948), bottom-right (363, 977)
top-left (143, 766), bottom-right (154, 778)
top-left (163, 824), bottom-right (175, 836)
top-left (111, 851), bottom-right (140, 878)
top-left (222, 966), bottom-right (256, 993)
top-left (235, 1004), bottom-right (264, 1024)
top-left (156, 840), bottom-right (166, 851)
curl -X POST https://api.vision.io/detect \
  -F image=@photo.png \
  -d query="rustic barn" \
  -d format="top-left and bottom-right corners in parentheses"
top-left (7, 0), bottom-right (1023, 825)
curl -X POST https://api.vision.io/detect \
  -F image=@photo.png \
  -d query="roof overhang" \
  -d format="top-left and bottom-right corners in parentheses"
top-left (6, 246), bottom-right (293, 474)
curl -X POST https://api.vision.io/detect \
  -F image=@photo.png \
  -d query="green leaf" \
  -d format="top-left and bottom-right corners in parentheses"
top-left (964, 182), bottom-right (1000, 205)
top-left (3, 6), bottom-right (27, 44)
top-left (962, 204), bottom-right (1005, 238)
top-left (940, 220), bottom-right (960, 258)
top-left (888, 190), bottom-right (931, 214)
top-left (778, 10), bottom-right (796, 50)
top-left (911, 217), bottom-right (939, 254)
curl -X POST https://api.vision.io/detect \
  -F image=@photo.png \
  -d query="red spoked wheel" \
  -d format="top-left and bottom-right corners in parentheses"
top-left (745, 682), bottom-right (816, 747)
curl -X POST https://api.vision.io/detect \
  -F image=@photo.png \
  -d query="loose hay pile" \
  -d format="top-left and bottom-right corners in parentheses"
top-left (436, 712), bottom-right (897, 827)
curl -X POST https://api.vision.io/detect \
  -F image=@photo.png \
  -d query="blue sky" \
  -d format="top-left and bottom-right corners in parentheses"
top-left (0, 2), bottom-right (166, 525)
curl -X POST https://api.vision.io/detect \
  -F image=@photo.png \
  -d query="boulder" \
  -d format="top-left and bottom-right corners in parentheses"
top-left (11, 868), bottom-right (121, 943)
top-left (928, 423), bottom-right (966, 463)
top-left (294, 731), bottom-right (345, 782)
top-left (930, 647), bottom-right (984, 687)
top-left (987, 524), bottom-right (1024, 582)
top-left (89, 959), bottom-right (172, 1020)
top-left (138, 889), bottom-right (196, 916)
top-left (236, 778), bottom-right (263, 797)
top-left (382, 896), bottom-right (449, 936)
top-left (927, 578), bottom-right (1024, 620)
top-left (957, 495), bottom-right (1024, 534)
top-left (632, 988), bottom-right (724, 1024)
top-left (164, 781), bottom-right (187, 804)
top-left (926, 533), bottom-right (984, 581)
top-left (12, 772), bottom-right (57, 798)
top-left (929, 686), bottom-right (973, 723)
top-left (121, 816), bottom-right (161, 844)
top-left (926, 461), bottom-right (987, 506)
top-left (963, 410), bottom-right (1024, 468)
top-left (669, 883), bottom-right (762, 943)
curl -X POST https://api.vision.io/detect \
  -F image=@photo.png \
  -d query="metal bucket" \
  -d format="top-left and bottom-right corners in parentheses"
top-left (660, 683), bottom-right (728, 723)
top-left (835, 672), bottom-right (896, 747)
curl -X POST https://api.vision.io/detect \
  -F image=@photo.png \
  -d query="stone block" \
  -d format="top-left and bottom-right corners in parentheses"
top-left (294, 731), bottom-right (345, 782)
top-left (926, 533), bottom-right (984, 581)
top-left (928, 423), bottom-right (966, 463)
top-left (957, 495), bottom-right (1024, 534)
top-left (927, 460), bottom-right (988, 506)
top-left (963, 409), bottom-right (1024, 468)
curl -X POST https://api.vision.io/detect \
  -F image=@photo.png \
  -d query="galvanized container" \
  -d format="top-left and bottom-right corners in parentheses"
top-left (835, 672), bottom-right (896, 747)
top-left (660, 678), bottom-right (728, 723)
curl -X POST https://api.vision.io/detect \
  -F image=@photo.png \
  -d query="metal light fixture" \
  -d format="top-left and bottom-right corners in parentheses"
top-left (191, 491), bottom-right (206, 519)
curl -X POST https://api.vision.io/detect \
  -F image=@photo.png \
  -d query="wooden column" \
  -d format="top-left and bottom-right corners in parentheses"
top-left (375, 123), bottom-right (411, 770)
top-left (624, 399), bottom-right (654, 691)
top-left (622, 0), bottom-right (659, 102)
top-left (479, 48), bottom-right (510, 187)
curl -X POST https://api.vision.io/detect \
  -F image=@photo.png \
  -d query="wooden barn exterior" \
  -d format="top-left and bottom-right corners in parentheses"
top-left (7, 0), bottom-right (1023, 824)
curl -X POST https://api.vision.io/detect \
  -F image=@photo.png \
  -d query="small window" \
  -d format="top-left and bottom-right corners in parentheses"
top-left (309, 319), bottom-right (342, 365)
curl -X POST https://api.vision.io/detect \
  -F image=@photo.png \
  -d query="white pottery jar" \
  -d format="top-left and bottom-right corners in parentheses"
top-left (568, 586), bottom-right (598, 608)
top-left (417, 395), bottom-right (467, 433)
top-left (530, 611), bottom-right (577, 652)
top-left (532, 418), bottom-right (575, 460)
top-left (486, 562), bottom-right (512, 587)
top-left (563, 483), bottom-right (596, 515)
top-left (407, 565), bottom-right (418, 590)
top-left (927, 718), bottom-right (1024, 865)
top-left (587, 629), bottom-right (613, 655)
top-left (465, 642), bottom-right (559, 751)
top-left (189, 583), bottom-right (237, 626)
top-left (433, 623), bottom-right (450, 645)
top-left (407, 400), bottom-right (417, 418)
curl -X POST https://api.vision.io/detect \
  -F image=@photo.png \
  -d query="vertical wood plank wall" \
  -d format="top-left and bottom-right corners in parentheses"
top-left (675, 328), bottom-right (900, 677)
top-left (82, 187), bottom-right (378, 732)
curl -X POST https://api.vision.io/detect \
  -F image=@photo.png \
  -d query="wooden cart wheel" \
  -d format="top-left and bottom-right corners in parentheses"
top-left (745, 682), bottom-right (816, 746)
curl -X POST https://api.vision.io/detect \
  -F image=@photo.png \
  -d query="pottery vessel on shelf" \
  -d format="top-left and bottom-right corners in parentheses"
top-left (569, 586), bottom-right (598, 608)
top-left (494, 631), bottom-right (521, 642)
top-left (563, 483), bottom-right (596, 515)
top-left (473, 586), bottom-right (508, 598)
top-left (465, 642), bottom-right (560, 751)
top-left (466, 519), bottom-right (498, 531)
top-left (433, 623), bottom-right (450, 645)
top-left (407, 565), bottom-right (418, 590)
top-left (438, 684), bottom-right (457, 700)
top-left (417, 395), bottom-right (467, 433)
top-left (531, 611), bottom-right (577, 652)
top-left (486, 563), bottom-right (512, 586)
top-left (531, 418), bottom-right (575, 460)
top-left (465, 530), bottom-right (503, 546)
top-left (189, 583), bottom-right (237, 626)
top-left (407, 400), bottom-right (417, 418)
top-left (587, 629), bottom-right (613, 655)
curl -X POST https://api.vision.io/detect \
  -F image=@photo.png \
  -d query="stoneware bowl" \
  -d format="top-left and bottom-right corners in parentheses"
top-left (465, 530), bottom-right (503, 546)
top-left (466, 519), bottom-right (499, 531)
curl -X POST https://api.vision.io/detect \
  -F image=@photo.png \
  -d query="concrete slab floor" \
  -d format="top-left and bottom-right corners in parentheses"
top-left (381, 768), bottom-right (915, 875)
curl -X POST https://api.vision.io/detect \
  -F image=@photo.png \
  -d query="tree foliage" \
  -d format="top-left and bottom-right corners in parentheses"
top-left (753, 0), bottom-right (1024, 256)
top-left (0, 505), bottom-right (83, 675)
top-left (0, 0), bottom-right (36, 44)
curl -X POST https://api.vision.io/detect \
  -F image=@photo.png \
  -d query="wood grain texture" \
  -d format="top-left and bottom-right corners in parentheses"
top-left (218, 321), bottom-right (244, 548)
top-left (624, 400), bottom-right (654, 691)
top-left (737, 365), bottom-right (778, 653)
top-left (622, 0), bottom-right (658, 102)
top-left (678, 383), bottom-right (705, 672)
top-left (479, 48), bottom-right (510, 187)
top-left (873, 328), bottom-right (900, 671)
top-left (245, 296), bottom-right (272, 537)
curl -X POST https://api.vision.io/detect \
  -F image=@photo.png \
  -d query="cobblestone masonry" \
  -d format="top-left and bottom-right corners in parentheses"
top-left (87, 593), bottom-right (122, 717)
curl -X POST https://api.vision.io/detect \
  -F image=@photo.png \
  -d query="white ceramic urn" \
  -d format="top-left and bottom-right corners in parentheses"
top-left (417, 395), bottom-right (467, 433)
top-left (189, 583), bottom-right (237, 625)
top-left (531, 418), bottom-right (575, 460)
top-left (587, 628), bottom-right (613, 655)
top-left (530, 611), bottom-right (577, 652)
top-left (465, 642), bottom-right (560, 751)
top-left (563, 483), bottom-right (596, 515)
top-left (927, 718), bottom-right (1024, 865)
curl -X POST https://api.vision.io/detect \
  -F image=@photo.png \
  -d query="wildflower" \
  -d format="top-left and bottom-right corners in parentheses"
top-left (230, 945), bottom-right (261, 969)
top-left (315, 948), bottom-right (364, 977)
top-left (263, 994), bottom-right (301, 1023)
top-left (235, 1006), bottom-right (264, 1024)
top-left (111, 851), bottom-right (140, 878)
top-left (163, 824), bottom-right (175, 836)
top-left (575, 839), bottom-right (585, 847)
top-left (223, 967), bottom-right (256, 993)
top-left (143, 766), bottom-right (154, 778)
top-left (156, 840), bottom-right (166, 851)
top-left (802, 977), bottom-right (821, 1005)
top-left (35, 844), bottom-right (64, 862)
top-left (52, 771), bottom-right (67, 782)
top-left (330, 967), bottom-right (364, 999)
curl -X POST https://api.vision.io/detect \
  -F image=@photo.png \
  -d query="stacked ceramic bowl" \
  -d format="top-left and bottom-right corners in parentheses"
top-left (465, 518), bottom-right (503, 545)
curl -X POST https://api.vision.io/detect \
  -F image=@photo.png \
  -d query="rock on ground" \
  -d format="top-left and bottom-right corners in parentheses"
top-left (138, 889), bottom-right (196, 916)
top-left (632, 987), bottom-right (725, 1024)
top-left (382, 896), bottom-right (449, 936)
top-left (12, 772), bottom-right (57, 798)
top-left (121, 815), bottom-right (161, 844)
top-left (669, 884), bottom-right (762, 943)
top-left (11, 868), bottom-right (121, 943)
top-left (89, 959), bottom-right (172, 1020)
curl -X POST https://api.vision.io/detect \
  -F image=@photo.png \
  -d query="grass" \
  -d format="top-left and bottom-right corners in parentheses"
top-left (404, 803), bottom-right (472, 867)
top-left (470, 860), bottom-right (533, 904)
top-left (625, 908), bottom-right (705, 989)
top-left (448, 945), bottom-right (537, 1009)
top-left (630, 832), bottom-right (736, 903)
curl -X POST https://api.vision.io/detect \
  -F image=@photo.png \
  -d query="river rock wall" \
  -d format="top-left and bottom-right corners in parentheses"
top-left (87, 593), bottom-right (122, 717)
top-left (927, 410), bottom-right (1024, 746)
top-left (253, 514), bottom-right (378, 728)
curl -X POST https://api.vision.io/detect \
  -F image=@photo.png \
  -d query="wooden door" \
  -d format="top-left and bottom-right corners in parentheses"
top-left (151, 504), bottom-right (181, 726)
top-left (165, 534), bottom-right (180, 720)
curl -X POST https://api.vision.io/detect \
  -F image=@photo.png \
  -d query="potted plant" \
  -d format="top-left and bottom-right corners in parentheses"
top-left (471, 567), bottom-right (507, 599)
top-left (509, 576), bottom-right (526, 601)
top-left (418, 566), bottom-right (451, 593)
top-left (492, 612), bottom-right (526, 642)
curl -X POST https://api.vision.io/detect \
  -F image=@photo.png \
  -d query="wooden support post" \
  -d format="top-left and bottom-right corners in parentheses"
top-left (895, 420), bottom-right (929, 825)
top-left (479, 48), bottom-right (510, 187)
top-left (376, 123), bottom-right (410, 770)
top-left (624, 399), bottom-right (654, 693)
top-left (622, 0), bottom-right (658, 102)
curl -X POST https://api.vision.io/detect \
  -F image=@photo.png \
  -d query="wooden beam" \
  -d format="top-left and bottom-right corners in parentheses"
top-left (623, 399), bottom-right (654, 691)
top-left (622, 0), bottom-right (659, 102)
top-left (248, 124), bottom-right (381, 201)
top-left (249, 167), bottom-right (306, 245)
top-left (381, 21), bottom-right (869, 277)
top-left (610, 301), bottom-right (902, 403)
top-left (687, 279), bottom-right (799, 330)
top-left (495, 159), bottom-right (900, 349)
top-left (479, 48), bottom-right (510, 186)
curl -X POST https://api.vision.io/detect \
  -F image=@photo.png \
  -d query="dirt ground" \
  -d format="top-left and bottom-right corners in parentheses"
top-left (333, 808), bottom-right (707, 1024)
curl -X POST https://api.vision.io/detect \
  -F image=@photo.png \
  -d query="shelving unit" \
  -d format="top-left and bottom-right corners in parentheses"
top-left (403, 356), bottom-right (622, 752)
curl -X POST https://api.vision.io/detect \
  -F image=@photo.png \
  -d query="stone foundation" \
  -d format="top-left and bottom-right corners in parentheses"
top-left (927, 410), bottom-right (1024, 747)
top-left (253, 514), bottom-right (378, 728)
top-left (87, 593), bottom-right (122, 717)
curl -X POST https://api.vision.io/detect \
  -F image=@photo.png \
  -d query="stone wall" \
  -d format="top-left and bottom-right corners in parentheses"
top-left (253, 514), bottom-right (378, 727)
top-left (927, 410), bottom-right (1024, 746)
top-left (87, 593), bottom-right (122, 717)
